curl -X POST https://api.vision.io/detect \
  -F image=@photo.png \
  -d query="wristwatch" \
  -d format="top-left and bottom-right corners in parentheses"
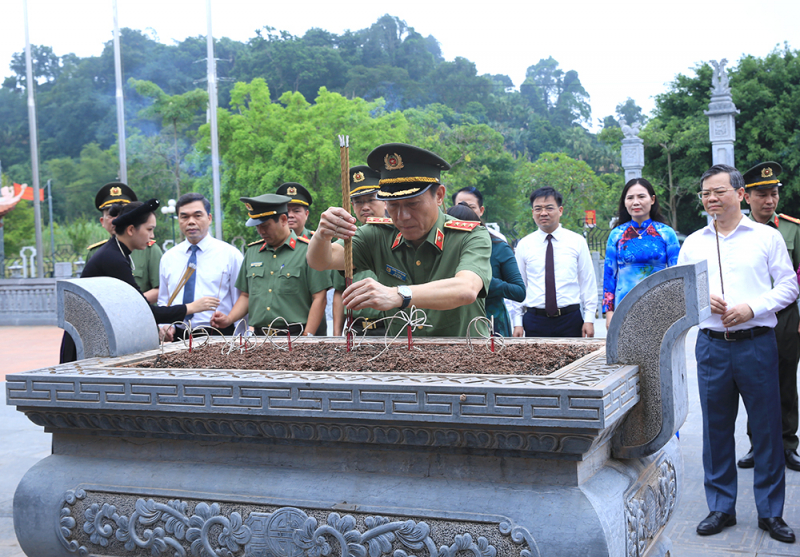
top-left (397, 285), bottom-right (412, 310)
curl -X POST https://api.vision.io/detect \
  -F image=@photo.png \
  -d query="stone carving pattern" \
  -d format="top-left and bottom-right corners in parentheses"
top-left (625, 459), bottom-right (677, 557)
top-left (57, 491), bottom-right (541, 557)
top-left (710, 59), bottom-right (729, 95)
top-left (26, 409), bottom-right (598, 454)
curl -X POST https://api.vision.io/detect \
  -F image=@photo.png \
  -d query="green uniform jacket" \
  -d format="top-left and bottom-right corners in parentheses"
top-left (351, 212), bottom-right (492, 337)
top-left (87, 239), bottom-right (162, 293)
top-left (235, 231), bottom-right (332, 330)
top-left (333, 268), bottom-right (385, 324)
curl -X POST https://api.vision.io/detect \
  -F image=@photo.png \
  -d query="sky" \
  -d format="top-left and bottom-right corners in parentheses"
top-left (3, 0), bottom-right (800, 130)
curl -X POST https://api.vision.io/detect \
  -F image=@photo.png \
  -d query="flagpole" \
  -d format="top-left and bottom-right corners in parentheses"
top-left (113, 0), bottom-right (128, 184)
top-left (23, 0), bottom-right (44, 278)
top-left (206, 0), bottom-right (223, 240)
top-left (48, 179), bottom-right (55, 271)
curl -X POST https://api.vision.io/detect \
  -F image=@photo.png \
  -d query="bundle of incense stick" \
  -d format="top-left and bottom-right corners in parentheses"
top-left (712, 214), bottom-right (727, 331)
top-left (338, 134), bottom-right (354, 351)
top-left (167, 263), bottom-right (196, 306)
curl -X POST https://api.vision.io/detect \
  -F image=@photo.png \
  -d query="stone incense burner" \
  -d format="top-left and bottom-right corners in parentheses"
top-left (7, 262), bottom-right (708, 557)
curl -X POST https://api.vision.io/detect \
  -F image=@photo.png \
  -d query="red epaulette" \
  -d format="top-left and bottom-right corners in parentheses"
top-left (366, 217), bottom-right (394, 225)
top-left (444, 220), bottom-right (481, 231)
top-left (296, 236), bottom-right (310, 244)
top-left (779, 213), bottom-right (800, 225)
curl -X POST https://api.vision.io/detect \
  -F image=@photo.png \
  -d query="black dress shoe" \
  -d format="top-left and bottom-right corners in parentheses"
top-left (737, 447), bottom-right (754, 468)
top-left (758, 517), bottom-right (796, 543)
top-left (697, 511), bottom-right (736, 535)
top-left (786, 449), bottom-right (800, 472)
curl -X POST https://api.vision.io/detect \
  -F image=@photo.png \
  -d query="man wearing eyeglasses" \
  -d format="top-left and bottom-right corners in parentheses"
top-left (511, 186), bottom-right (597, 338)
top-left (678, 164), bottom-right (798, 543)
top-left (736, 162), bottom-right (800, 475)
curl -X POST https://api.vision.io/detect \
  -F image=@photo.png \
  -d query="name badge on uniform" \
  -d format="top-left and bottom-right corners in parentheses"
top-left (250, 262), bottom-right (263, 267)
top-left (385, 264), bottom-right (407, 282)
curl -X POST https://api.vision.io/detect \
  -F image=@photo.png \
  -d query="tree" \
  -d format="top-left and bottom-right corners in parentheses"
top-left (129, 79), bottom-right (208, 198)
top-left (520, 57), bottom-right (591, 127)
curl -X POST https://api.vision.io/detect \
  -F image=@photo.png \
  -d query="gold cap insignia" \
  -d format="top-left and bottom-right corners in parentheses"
top-left (245, 203), bottom-right (253, 211)
top-left (353, 171), bottom-right (365, 183)
top-left (385, 153), bottom-right (404, 171)
top-left (110, 186), bottom-right (122, 196)
top-left (287, 186), bottom-right (297, 195)
top-left (762, 167), bottom-right (774, 178)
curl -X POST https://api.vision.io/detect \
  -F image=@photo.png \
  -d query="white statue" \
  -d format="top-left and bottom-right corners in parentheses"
top-left (619, 117), bottom-right (641, 139)
top-left (710, 59), bottom-right (730, 95)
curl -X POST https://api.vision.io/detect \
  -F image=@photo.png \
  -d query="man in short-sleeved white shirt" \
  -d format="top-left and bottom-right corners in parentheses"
top-left (511, 186), bottom-right (597, 338)
top-left (158, 193), bottom-right (243, 336)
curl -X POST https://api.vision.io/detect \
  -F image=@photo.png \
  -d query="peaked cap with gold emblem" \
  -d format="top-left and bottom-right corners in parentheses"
top-left (95, 182), bottom-right (137, 211)
top-left (275, 182), bottom-right (312, 207)
top-left (367, 143), bottom-right (451, 200)
top-left (348, 165), bottom-right (381, 198)
top-left (743, 162), bottom-right (783, 190)
top-left (240, 194), bottom-right (291, 227)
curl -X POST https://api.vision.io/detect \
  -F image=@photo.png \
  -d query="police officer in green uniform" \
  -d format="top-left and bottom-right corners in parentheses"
top-left (739, 161), bottom-right (800, 471)
top-left (211, 194), bottom-right (332, 336)
top-left (308, 143), bottom-right (492, 337)
top-left (275, 182), bottom-right (329, 335)
top-left (87, 182), bottom-right (163, 303)
top-left (332, 166), bottom-right (390, 336)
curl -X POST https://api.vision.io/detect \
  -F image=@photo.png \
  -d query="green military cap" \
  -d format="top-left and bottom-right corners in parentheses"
top-left (348, 166), bottom-right (381, 198)
top-left (95, 182), bottom-right (137, 211)
top-left (111, 199), bottom-right (159, 229)
top-left (276, 182), bottom-right (312, 207)
top-left (367, 143), bottom-right (451, 200)
top-left (241, 194), bottom-right (291, 227)
top-left (744, 162), bottom-right (783, 190)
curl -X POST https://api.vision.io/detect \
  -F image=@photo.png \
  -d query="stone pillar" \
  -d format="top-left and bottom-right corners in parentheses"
top-left (619, 118), bottom-right (644, 181)
top-left (704, 59), bottom-right (739, 166)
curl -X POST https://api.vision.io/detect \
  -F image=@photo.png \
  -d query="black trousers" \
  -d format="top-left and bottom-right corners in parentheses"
top-left (747, 303), bottom-right (800, 450)
top-left (522, 308), bottom-right (583, 338)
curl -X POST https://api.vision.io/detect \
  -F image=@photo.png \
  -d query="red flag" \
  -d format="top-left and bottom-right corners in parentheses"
top-left (13, 183), bottom-right (44, 202)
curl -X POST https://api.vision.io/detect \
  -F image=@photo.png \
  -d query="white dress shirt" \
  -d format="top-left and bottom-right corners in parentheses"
top-left (677, 215), bottom-right (798, 331)
top-left (511, 224), bottom-right (598, 326)
top-left (158, 234), bottom-right (244, 328)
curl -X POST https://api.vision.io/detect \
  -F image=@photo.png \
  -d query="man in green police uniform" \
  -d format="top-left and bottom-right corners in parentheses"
top-left (211, 194), bottom-right (331, 336)
top-left (738, 161), bottom-right (800, 471)
top-left (308, 143), bottom-right (492, 337)
top-left (332, 166), bottom-right (389, 336)
top-left (87, 182), bottom-right (162, 303)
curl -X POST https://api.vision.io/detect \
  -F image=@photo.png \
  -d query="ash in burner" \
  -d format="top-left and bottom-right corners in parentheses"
top-left (134, 342), bottom-right (601, 376)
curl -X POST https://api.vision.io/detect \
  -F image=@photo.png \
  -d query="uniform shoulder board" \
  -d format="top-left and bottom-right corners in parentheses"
top-left (366, 217), bottom-right (394, 225)
top-left (87, 239), bottom-right (108, 251)
top-left (247, 239), bottom-right (265, 247)
top-left (444, 220), bottom-right (481, 232)
top-left (297, 236), bottom-right (311, 244)
top-left (779, 213), bottom-right (800, 225)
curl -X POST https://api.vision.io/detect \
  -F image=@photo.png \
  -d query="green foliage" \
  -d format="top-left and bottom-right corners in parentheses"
top-left (203, 79), bottom-right (408, 240)
top-left (515, 153), bottom-right (609, 236)
top-left (61, 218), bottom-right (107, 253)
top-left (2, 199), bottom-right (35, 256)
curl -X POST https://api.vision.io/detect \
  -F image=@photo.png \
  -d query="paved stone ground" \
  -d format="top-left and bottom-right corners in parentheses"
top-left (1, 323), bottom-right (799, 556)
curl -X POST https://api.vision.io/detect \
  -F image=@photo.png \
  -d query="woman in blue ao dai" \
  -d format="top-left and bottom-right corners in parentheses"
top-left (603, 178), bottom-right (680, 327)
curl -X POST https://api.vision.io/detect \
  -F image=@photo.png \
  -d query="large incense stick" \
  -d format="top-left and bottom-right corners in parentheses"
top-left (338, 135), bottom-right (354, 351)
top-left (167, 263), bottom-right (196, 306)
top-left (712, 214), bottom-right (727, 331)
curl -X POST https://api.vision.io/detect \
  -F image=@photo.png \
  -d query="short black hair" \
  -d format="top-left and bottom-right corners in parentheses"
top-left (176, 192), bottom-right (211, 214)
top-left (529, 187), bottom-right (563, 207)
top-left (446, 202), bottom-right (481, 222)
top-left (701, 164), bottom-right (745, 190)
top-left (451, 186), bottom-right (483, 207)
top-left (110, 202), bottom-right (152, 234)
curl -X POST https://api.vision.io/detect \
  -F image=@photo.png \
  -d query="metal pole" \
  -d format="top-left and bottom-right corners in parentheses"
top-left (206, 0), bottom-right (223, 240)
top-left (48, 179), bottom-right (55, 274)
top-left (113, 0), bottom-right (128, 183)
top-left (0, 159), bottom-right (4, 277)
top-left (23, 0), bottom-right (44, 278)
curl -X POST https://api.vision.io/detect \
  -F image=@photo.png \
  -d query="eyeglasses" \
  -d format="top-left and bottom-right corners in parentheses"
top-left (533, 205), bottom-right (558, 214)
top-left (697, 188), bottom-right (735, 200)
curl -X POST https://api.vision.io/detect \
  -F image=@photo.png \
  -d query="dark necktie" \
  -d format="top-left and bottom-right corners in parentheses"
top-left (183, 244), bottom-right (199, 317)
top-left (545, 234), bottom-right (557, 316)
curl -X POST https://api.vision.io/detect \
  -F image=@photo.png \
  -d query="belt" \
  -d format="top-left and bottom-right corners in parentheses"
top-left (253, 323), bottom-right (305, 336)
top-left (701, 326), bottom-right (771, 341)
top-left (356, 318), bottom-right (385, 332)
top-left (527, 304), bottom-right (580, 318)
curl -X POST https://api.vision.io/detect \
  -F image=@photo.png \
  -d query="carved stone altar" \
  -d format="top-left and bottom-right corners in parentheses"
top-left (8, 263), bottom-right (710, 557)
